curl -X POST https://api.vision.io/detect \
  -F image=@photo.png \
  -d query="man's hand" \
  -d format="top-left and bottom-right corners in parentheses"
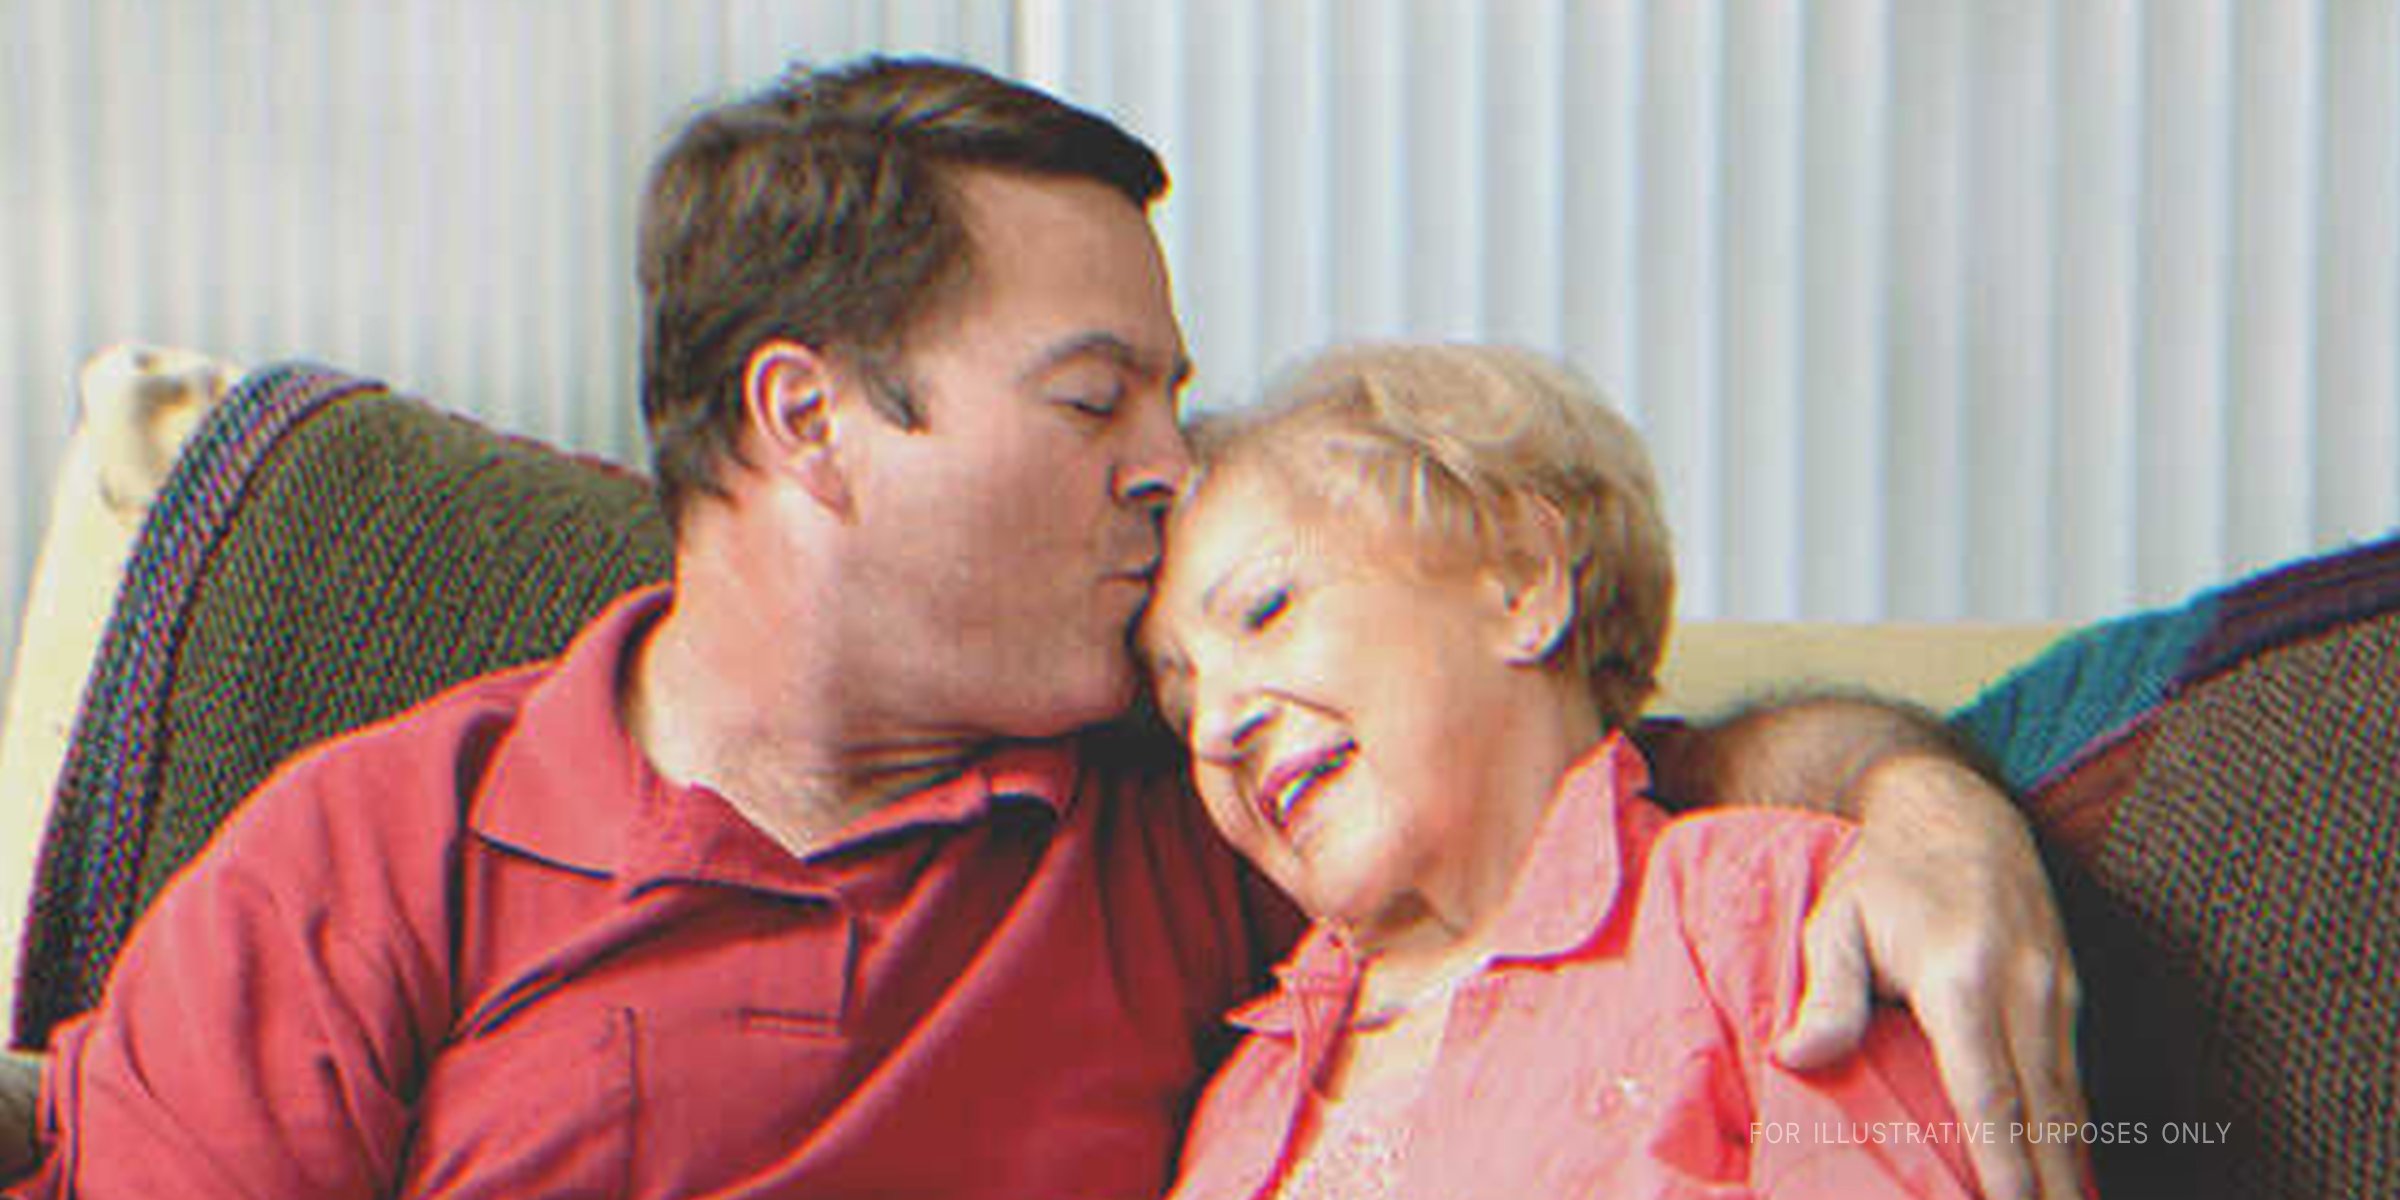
top-left (0, 1048), bottom-right (42, 1182)
top-left (1776, 750), bottom-right (2087, 1200)
top-left (1643, 696), bottom-right (2089, 1199)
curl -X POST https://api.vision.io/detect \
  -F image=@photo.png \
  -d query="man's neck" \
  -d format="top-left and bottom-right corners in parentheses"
top-left (624, 588), bottom-right (990, 859)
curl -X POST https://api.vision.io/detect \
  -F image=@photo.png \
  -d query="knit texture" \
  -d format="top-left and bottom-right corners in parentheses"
top-left (2100, 610), bottom-right (2400, 1198)
top-left (1953, 603), bottom-right (2213, 799)
top-left (15, 367), bottom-right (669, 1047)
top-left (1956, 534), bottom-right (2400, 1198)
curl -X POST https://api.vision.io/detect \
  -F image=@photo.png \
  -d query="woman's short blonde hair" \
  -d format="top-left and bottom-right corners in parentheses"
top-left (1189, 342), bottom-right (1675, 729)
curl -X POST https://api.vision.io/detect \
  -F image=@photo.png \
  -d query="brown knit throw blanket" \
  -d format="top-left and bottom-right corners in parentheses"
top-left (16, 366), bottom-right (668, 1046)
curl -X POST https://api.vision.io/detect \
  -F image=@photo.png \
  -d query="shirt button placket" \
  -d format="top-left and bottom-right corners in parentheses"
top-left (747, 891), bottom-right (853, 1037)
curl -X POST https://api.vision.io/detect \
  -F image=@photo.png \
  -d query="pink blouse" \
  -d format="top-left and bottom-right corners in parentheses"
top-left (1170, 734), bottom-right (1982, 1199)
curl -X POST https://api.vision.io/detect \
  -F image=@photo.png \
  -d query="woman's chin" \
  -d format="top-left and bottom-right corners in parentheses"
top-left (1306, 881), bottom-right (1440, 956)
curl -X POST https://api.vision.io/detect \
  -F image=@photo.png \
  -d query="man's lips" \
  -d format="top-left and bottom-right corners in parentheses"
top-left (1257, 742), bottom-right (1355, 830)
top-left (1104, 565), bottom-right (1158, 607)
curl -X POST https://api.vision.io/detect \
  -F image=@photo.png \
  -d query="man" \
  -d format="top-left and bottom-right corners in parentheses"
top-left (3, 57), bottom-right (2082, 1198)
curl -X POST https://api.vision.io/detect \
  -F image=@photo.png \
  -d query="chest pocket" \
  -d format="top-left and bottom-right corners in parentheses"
top-left (398, 1005), bottom-right (636, 1198)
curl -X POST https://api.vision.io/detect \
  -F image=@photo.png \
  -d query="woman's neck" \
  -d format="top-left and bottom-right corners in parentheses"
top-left (1350, 679), bottom-right (1611, 1007)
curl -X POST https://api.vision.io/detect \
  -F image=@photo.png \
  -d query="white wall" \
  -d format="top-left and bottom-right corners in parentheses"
top-left (3, 0), bottom-right (2396, 700)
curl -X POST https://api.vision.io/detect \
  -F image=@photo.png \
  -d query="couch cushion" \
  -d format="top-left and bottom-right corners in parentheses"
top-left (1656, 621), bottom-right (2071, 717)
top-left (1953, 534), bottom-right (2400, 1198)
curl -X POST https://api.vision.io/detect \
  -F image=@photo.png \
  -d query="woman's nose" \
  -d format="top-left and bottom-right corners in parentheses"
top-left (1191, 696), bottom-right (1268, 763)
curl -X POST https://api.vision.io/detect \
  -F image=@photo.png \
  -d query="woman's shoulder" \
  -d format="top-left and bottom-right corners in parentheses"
top-left (1641, 804), bottom-right (1859, 897)
top-left (1622, 806), bottom-right (1858, 1044)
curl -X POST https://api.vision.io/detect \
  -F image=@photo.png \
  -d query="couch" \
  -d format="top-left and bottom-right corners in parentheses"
top-left (1, 347), bottom-right (2391, 1197)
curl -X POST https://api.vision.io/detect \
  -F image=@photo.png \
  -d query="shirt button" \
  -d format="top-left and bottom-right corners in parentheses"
top-left (1588, 1073), bottom-right (1649, 1120)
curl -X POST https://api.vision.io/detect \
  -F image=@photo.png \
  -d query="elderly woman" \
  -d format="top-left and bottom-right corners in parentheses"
top-left (1143, 344), bottom-right (1993, 1198)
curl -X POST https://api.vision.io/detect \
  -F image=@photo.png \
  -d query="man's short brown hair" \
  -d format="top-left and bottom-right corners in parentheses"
top-left (637, 56), bottom-right (1168, 526)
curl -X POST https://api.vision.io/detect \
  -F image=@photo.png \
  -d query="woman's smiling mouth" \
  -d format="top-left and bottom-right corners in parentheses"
top-left (1258, 742), bottom-right (1356, 830)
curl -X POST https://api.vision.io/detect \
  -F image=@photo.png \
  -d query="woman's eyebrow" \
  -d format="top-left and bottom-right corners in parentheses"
top-left (1200, 549), bottom-right (1288, 619)
top-left (1199, 564), bottom-right (1254, 620)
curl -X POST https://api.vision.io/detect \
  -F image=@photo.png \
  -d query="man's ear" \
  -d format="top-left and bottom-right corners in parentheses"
top-left (742, 339), bottom-right (852, 515)
top-left (1487, 497), bottom-right (1577, 665)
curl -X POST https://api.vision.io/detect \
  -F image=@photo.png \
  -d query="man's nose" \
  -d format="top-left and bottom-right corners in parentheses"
top-left (1115, 400), bottom-right (1193, 512)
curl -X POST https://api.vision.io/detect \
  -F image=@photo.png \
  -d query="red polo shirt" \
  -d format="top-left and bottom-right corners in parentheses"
top-left (1170, 735), bottom-right (1980, 1199)
top-left (20, 588), bottom-right (1290, 1199)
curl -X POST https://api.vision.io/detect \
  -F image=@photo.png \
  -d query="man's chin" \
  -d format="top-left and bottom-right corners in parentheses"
top-left (989, 666), bottom-right (1140, 741)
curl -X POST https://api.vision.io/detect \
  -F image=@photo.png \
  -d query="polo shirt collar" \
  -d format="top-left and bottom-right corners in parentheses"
top-left (470, 586), bottom-right (668, 876)
top-left (471, 585), bottom-right (1081, 899)
top-left (1227, 732), bottom-right (1656, 1037)
top-left (1482, 731), bottom-right (1656, 962)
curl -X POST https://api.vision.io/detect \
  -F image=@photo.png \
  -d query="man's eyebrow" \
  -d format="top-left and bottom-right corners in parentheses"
top-left (1019, 332), bottom-right (1193, 391)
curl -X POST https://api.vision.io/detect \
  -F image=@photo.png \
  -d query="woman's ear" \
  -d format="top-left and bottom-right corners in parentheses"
top-left (1488, 497), bottom-right (1576, 665)
top-left (742, 339), bottom-right (852, 515)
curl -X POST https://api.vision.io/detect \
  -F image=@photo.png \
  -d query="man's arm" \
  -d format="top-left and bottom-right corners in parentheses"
top-left (0, 1049), bottom-right (39, 1183)
top-left (1644, 695), bottom-right (2088, 1200)
top-left (1640, 691), bottom-right (1993, 817)
top-left (9, 745), bottom-right (457, 1199)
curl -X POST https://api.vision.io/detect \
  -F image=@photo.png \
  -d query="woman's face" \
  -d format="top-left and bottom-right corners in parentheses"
top-left (1139, 466), bottom-right (1543, 948)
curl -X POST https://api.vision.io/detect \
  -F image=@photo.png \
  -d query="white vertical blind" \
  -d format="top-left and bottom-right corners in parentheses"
top-left (2317, 0), bottom-right (2400, 549)
top-left (1483, 1), bottom-right (1567, 352)
top-left (1721, 0), bottom-right (1805, 619)
top-left (1560, 2), bottom-right (1644, 432)
top-left (1638, 0), bottom-right (1727, 618)
top-left (1404, 0), bottom-right (1485, 339)
top-left (1255, 0), bottom-right (1335, 382)
top-left (4, 0), bottom-right (2399, 704)
top-left (2137, 0), bottom-right (2235, 608)
top-left (1180, 0), bottom-right (1264, 403)
top-left (1963, 0), bottom-right (2057, 619)
top-left (1885, 0), bottom-right (1971, 619)
top-left (2228, 0), bottom-right (2320, 579)
top-left (1327, 1), bottom-right (1409, 342)
top-left (2051, 0), bottom-right (2143, 618)
top-left (1798, 0), bottom-right (1891, 619)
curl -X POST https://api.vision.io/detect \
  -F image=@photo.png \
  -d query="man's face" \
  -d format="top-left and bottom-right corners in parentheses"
top-left (834, 168), bottom-right (1192, 741)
